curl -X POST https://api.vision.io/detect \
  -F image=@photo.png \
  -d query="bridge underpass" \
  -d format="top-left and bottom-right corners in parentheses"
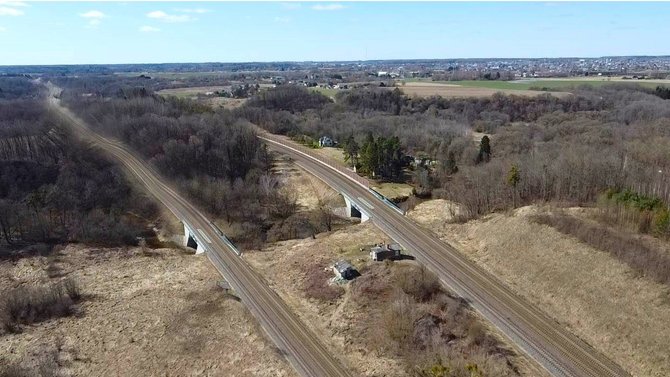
top-left (342, 193), bottom-right (371, 222)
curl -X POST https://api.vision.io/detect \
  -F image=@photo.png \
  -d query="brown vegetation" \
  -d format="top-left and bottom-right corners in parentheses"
top-left (303, 262), bottom-right (343, 302)
top-left (531, 212), bottom-right (670, 285)
top-left (1, 278), bottom-right (81, 333)
top-left (0, 245), bottom-right (294, 377)
top-left (409, 201), bottom-right (670, 377)
top-left (352, 263), bottom-right (518, 376)
top-left (395, 82), bottom-right (570, 98)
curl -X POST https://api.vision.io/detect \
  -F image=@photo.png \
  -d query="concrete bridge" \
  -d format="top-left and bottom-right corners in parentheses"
top-left (342, 193), bottom-right (372, 222)
top-left (182, 221), bottom-right (241, 257)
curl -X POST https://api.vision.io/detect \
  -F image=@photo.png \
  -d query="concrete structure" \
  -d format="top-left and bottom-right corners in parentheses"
top-left (370, 243), bottom-right (402, 261)
top-left (183, 222), bottom-right (206, 254)
top-left (342, 193), bottom-right (371, 222)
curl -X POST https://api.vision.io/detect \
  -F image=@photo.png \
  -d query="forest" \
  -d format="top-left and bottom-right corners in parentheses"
top-left (241, 83), bottom-right (670, 239)
top-left (6, 73), bottom-right (669, 250)
top-left (0, 78), bottom-right (156, 254)
top-left (58, 80), bottom-right (304, 248)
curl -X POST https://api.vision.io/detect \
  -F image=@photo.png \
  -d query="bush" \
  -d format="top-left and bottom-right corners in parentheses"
top-left (2, 278), bottom-right (81, 333)
top-left (396, 265), bottom-right (441, 302)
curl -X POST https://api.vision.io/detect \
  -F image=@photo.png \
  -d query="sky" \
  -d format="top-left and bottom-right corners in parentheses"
top-left (0, 1), bottom-right (669, 65)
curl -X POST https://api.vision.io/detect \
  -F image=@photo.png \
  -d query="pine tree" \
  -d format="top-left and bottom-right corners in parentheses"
top-left (444, 151), bottom-right (458, 175)
top-left (342, 134), bottom-right (359, 168)
top-left (507, 164), bottom-right (521, 207)
top-left (477, 135), bottom-right (491, 163)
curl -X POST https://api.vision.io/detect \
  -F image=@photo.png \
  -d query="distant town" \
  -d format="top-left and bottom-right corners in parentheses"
top-left (2, 56), bottom-right (670, 81)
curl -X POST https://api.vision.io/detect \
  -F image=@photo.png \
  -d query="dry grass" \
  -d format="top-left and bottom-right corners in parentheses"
top-left (371, 182), bottom-right (414, 201)
top-left (409, 201), bottom-right (670, 377)
top-left (2, 278), bottom-right (81, 334)
top-left (0, 245), bottom-right (293, 377)
top-left (531, 212), bottom-right (670, 285)
top-left (395, 82), bottom-right (571, 98)
top-left (314, 146), bottom-right (347, 165)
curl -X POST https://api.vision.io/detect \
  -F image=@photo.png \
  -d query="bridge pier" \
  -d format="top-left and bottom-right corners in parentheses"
top-left (183, 223), bottom-right (205, 254)
top-left (342, 195), bottom-right (370, 222)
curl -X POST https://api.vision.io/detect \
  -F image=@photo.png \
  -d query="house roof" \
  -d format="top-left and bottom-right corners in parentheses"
top-left (334, 260), bottom-right (355, 273)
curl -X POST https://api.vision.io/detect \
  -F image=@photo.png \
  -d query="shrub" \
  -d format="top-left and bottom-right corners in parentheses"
top-left (396, 265), bottom-right (441, 302)
top-left (1, 278), bottom-right (81, 333)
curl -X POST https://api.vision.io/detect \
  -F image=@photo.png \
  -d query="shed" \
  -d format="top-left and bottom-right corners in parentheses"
top-left (370, 243), bottom-right (402, 261)
top-left (319, 136), bottom-right (336, 147)
top-left (332, 260), bottom-right (358, 280)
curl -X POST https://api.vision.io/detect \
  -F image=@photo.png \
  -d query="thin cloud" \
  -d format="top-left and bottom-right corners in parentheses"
top-left (280, 3), bottom-right (301, 10)
top-left (0, 6), bottom-right (23, 16)
top-left (147, 10), bottom-right (195, 23)
top-left (80, 10), bottom-right (105, 19)
top-left (274, 16), bottom-right (291, 24)
top-left (139, 25), bottom-right (160, 33)
top-left (80, 10), bottom-right (105, 28)
top-left (0, 26), bottom-right (6, 32)
top-left (311, 3), bottom-right (344, 11)
top-left (175, 8), bottom-right (209, 14)
top-left (0, 1), bottom-right (26, 7)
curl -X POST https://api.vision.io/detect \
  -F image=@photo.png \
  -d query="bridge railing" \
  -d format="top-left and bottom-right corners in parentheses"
top-left (369, 188), bottom-right (406, 216)
top-left (209, 221), bottom-right (242, 256)
top-left (258, 131), bottom-right (370, 189)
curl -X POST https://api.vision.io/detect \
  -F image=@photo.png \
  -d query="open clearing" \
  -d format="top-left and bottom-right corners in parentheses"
top-left (409, 200), bottom-right (670, 377)
top-left (157, 85), bottom-right (229, 97)
top-left (156, 86), bottom-right (254, 109)
top-left (309, 86), bottom-right (340, 98)
top-left (395, 81), bottom-right (572, 98)
top-left (0, 245), bottom-right (293, 377)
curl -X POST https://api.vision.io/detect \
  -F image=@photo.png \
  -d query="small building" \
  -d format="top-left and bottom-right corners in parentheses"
top-left (319, 136), bottom-right (336, 147)
top-left (370, 243), bottom-right (402, 261)
top-left (332, 260), bottom-right (358, 280)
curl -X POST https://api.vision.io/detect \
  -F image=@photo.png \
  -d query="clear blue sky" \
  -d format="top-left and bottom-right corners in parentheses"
top-left (0, 1), bottom-right (668, 65)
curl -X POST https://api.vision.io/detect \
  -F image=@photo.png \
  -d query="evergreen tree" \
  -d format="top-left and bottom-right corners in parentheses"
top-left (359, 133), bottom-right (377, 176)
top-left (507, 164), bottom-right (521, 207)
top-left (444, 151), bottom-right (458, 175)
top-left (477, 135), bottom-right (491, 163)
top-left (342, 134), bottom-right (359, 168)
